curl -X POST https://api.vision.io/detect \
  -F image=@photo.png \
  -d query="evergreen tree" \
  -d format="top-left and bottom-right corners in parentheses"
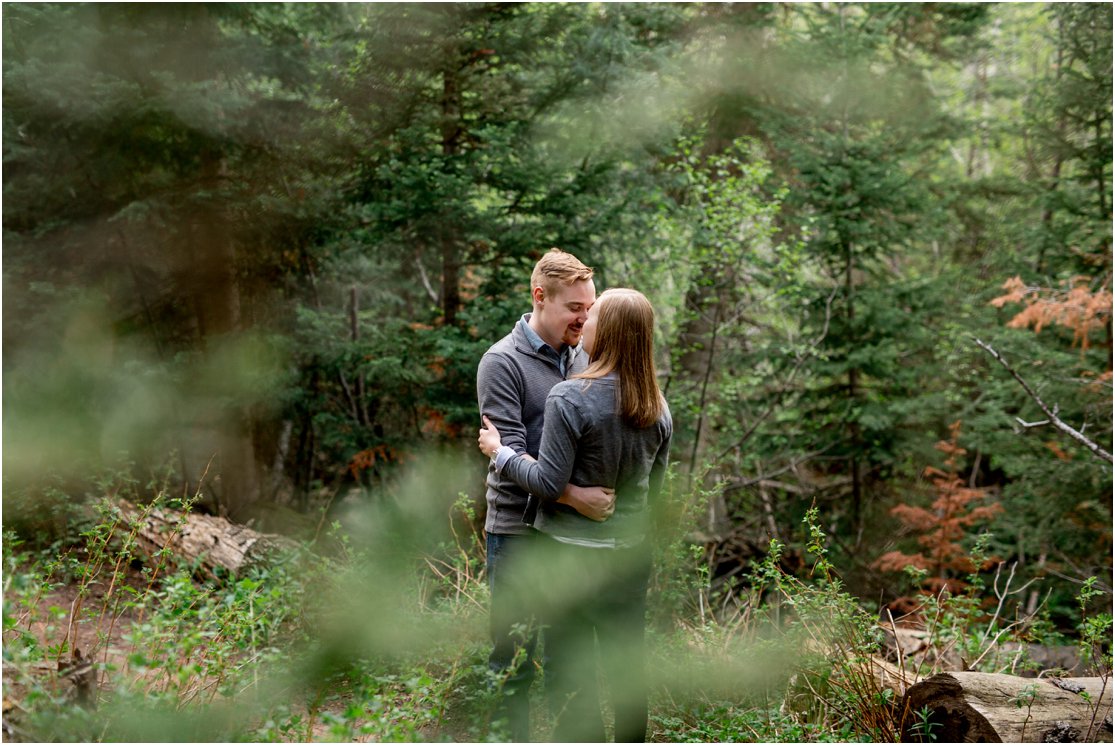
top-left (3, 4), bottom-right (346, 519)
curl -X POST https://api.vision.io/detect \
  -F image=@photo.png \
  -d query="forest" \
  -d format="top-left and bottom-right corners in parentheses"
top-left (2, 3), bottom-right (1112, 742)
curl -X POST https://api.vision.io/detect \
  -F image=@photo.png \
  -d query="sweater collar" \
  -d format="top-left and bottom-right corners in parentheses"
top-left (518, 314), bottom-right (579, 376)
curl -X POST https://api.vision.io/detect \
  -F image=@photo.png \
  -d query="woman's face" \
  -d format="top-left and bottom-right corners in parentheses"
top-left (582, 300), bottom-right (602, 357)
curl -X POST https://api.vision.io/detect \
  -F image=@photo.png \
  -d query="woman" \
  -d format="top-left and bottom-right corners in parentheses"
top-left (478, 288), bottom-right (672, 742)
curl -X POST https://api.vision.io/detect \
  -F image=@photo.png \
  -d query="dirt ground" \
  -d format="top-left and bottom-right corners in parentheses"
top-left (3, 567), bottom-right (446, 743)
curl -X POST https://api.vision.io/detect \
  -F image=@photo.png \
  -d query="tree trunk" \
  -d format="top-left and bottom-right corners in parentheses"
top-left (118, 500), bottom-right (298, 579)
top-left (842, 236), bottom-right (864, 535)
top-left (1036, 25), bottom-right (1066, 277)
top-left (191, 147), bottom-right (260, 522)
top-left (671, 281), bottom-right (731, 539)
top-left (440, 54), bottom-right (463, 327)
top-left (900, 671), bottom-right (1113, 743)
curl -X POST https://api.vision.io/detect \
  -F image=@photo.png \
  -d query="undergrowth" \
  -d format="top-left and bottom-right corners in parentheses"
top-left (3, 468), bottom-right (1110, 743)
top-left (1, 474), bottom-right (508, 743)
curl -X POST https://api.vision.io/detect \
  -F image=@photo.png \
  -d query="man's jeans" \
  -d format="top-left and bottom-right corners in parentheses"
top-left (486, 532), bottom-right (541, 742)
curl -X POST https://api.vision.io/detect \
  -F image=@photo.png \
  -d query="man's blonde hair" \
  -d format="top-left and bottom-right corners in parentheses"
top-left (530, 248), bottom-right (594, 299)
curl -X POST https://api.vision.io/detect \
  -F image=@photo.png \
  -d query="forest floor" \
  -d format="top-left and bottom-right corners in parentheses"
top-left (4, 569), bottom-right (750, 742)
top-left (6, 502), bottom-right (1107, 743)
top-left (4, 570), bottom-right (369, 742)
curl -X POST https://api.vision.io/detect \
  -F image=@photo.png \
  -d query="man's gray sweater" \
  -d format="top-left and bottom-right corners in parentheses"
top-left (477, 315), bottom-right (586, 536)
top-left (501, 374), bottom-right (672, 544)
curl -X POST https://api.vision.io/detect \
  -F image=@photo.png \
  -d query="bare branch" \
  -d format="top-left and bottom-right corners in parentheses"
top-left (415, 251), bottom-right (440, 304)
top-left (974, 338), bottom-right (1112, 463)
top-left (723, 441), bottom-right (847, 493)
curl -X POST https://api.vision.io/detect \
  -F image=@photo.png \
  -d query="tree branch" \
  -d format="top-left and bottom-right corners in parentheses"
top-left (974, 338), bottom-right (1112, 463)
top-left (415, 251), bottom-right (440, 305)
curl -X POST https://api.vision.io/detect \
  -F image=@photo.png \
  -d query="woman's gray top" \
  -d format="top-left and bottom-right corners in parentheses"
top-left (498, 372), bottom-right (672, 545)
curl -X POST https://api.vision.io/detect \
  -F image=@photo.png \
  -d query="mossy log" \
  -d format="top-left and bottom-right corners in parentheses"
top-left (118, 499), bottom-right (299, 578)
top-left (901, 671), bottom-right (1113, 743)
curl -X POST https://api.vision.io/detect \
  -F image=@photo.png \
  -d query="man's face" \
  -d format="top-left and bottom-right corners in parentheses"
top-left (534, 279), bottom-right (595, 349)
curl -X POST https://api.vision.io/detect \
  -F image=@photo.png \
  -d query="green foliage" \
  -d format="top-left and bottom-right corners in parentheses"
top-left (2, 448), bottom-right (1109, 743)
top-left (1076, 577), bottom-right (1114, 677)
top-left (772, 510), bottom-right (900, 742)
top-left (1, 457), bottom-right (498, 742)
top-left (647, 464), bottom-right (717, 626)
top-left (3, 3), bottom-right (1112, 741)
top-left (2, 489), bottom-right (307, 740)
top-left (649, 503), bottom-right (902, 743)
top-left (653, 701), bottom-right (862, 743)
top-left (908, 705), bottom-right (941, 743)
top-left (662, 135), bottom-right (803, 485)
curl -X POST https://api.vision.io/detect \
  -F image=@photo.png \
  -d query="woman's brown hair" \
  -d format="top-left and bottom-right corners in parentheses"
top-left (578, 288), bottom-right (664, 428)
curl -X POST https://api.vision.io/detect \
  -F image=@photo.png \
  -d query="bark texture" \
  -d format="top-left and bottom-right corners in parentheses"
top-left (119, 500), bottom-right (298, 578)
top-left (901, 671), bottom-right (1113, 743)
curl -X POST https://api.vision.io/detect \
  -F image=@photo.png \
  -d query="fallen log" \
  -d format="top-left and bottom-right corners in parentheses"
top-left (118, 500), bottom-right (299, 578)
top-left (881, 626), bottom-right (1084, 676)
top-left (900, 671), bottom-right (1113, 742)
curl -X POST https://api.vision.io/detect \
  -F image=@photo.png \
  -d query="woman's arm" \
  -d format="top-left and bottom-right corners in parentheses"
top-left (647, 416), bottom-right (673, 532)
top-left (500, 393), bottom-right (580, 501)
top-left (648, 429), bottom-right (672, 503)
top-left (479, 404), bottom-right (614, 521)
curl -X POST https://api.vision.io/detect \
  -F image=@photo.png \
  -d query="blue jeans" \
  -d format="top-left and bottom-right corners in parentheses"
top-left (486, 532), bottom-right (541, 741)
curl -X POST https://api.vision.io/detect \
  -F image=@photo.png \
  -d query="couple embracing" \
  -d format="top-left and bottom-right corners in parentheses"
top-left (476, 249), bottom-right (672, 743)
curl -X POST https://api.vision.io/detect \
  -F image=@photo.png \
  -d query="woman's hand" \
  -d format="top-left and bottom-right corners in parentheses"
top-left (478, 415), bottom-right (503, 458)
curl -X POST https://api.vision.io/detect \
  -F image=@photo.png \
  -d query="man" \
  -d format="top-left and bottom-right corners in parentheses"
top-left (476, 248), bottom-right (615, 741)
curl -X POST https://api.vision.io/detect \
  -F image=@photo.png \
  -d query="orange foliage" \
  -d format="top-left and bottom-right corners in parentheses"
top-left (874, 421), bottom-right (1002, 595)
top-left (990, 275), bottom-right (1113, 352)
top-left (419, 406), bottom-right (461, 437)
top-left (459, 260), bottom-right (483, 304)
top-left (348, 444), bottom-right (407, 478)
top-left (1043, 440), bottom-right (1073, 461)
